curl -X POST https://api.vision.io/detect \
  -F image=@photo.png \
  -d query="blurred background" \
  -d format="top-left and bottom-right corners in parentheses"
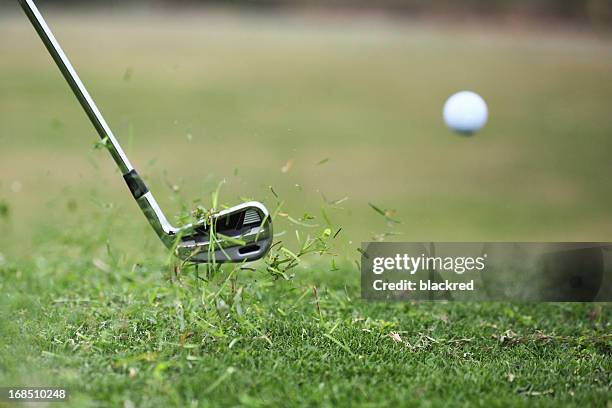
top-left (6, 0), bottom-right (612, 24)
top-left (2, 0), bottom-right (612, 26)
top-left (1, 0), bottom-right (611, 262)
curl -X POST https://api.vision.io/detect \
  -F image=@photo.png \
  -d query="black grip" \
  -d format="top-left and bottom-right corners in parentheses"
top-left (123, 169), bottom-right (149, 199)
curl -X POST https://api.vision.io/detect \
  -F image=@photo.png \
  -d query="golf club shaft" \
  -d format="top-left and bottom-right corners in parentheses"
top-left (19, 0), bottom-right (181, 243)
top-left (19, 0), bottom-right (133, 175)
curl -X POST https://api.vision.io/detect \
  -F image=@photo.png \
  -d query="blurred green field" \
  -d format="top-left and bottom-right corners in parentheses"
top-left (0, 9), bottom-right (611, 407)
top-left (2, 11), bottom-right (612, 252)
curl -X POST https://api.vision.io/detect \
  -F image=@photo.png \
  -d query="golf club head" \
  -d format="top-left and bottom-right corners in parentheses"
top-left (175, 201), bottom-right (273, 264)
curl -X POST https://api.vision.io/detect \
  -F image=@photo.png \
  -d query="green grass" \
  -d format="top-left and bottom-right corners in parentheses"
top-left (1, 9), bottom-right (611, 407)
top-left (0, 249), bottom-right (610, 407)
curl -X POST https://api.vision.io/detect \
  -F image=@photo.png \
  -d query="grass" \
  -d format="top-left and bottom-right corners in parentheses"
top-left (1, 249), bottom-right (610, 407)
top-left (1, 7), bottom-right (611, 407)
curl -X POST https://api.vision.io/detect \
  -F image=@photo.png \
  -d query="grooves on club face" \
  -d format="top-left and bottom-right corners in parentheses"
top-left (19, 0), bottom-right (273, 264)
top-left (176, 202), bottom-right (274, 264)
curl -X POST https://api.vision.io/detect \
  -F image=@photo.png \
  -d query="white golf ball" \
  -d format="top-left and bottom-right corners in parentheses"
top-left (443, 91), bottom-right (488, 135)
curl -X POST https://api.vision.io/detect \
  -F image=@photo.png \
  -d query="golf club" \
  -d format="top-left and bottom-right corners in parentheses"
top-left (18, 0), bottom-right (273, 263)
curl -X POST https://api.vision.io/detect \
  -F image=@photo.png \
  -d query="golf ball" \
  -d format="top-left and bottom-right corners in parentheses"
top-left (443, 91), bottom-right (488, 135)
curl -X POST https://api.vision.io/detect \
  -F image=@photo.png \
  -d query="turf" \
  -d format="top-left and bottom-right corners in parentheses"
top-left (0, 8), bottom-right (611, 407)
